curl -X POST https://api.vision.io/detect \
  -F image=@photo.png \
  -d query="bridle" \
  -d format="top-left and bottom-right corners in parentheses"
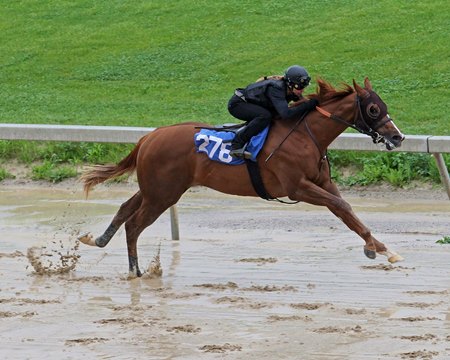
top-left (266, 91), bottom-right (395, 166)
top-left (315, 94), bottom-right (393, 146)
top-left (263, 91), bottom-right (394, 206)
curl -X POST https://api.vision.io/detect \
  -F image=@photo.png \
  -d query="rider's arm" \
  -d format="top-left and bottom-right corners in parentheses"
top-left (267, 86), bottom-right (318, 119)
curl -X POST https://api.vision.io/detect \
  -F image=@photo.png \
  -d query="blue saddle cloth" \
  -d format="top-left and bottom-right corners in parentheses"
top-left (194, 126), bottom-right (269, 165)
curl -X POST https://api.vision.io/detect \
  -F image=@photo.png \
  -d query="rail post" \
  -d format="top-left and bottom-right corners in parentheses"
top-left (432, 153), bottom-right (450, 200)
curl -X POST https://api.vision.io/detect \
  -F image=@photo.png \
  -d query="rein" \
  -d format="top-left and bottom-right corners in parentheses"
top-left (265, 111), bottom-right (308, 163)
top-left (315, 96), bottom-right (390, 145)
top-left (261, 112), bottom-right (311, 205)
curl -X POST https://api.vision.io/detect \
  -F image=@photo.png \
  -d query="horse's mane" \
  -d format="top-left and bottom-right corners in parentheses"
top-left (309, 78), bottom-right (354, 103)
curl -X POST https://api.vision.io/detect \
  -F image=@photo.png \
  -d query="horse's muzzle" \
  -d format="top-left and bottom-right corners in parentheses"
top-left (385, 133), bottom-right (405, 150)
top-left (379, 118), bottom-right (405, 150)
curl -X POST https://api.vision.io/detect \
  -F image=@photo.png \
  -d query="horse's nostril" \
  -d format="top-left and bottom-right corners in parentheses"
top-left (393, 134), bottom-right (405, 142)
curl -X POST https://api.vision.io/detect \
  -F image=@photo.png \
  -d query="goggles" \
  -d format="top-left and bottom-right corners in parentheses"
top-left (291, 76), bottom-right (311, 90)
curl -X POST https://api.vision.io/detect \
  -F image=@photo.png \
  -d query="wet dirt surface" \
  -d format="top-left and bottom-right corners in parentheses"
top-left (0, 183), bottom-right (449, 359)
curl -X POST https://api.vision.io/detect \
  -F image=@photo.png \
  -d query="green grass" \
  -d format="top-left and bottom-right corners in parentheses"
top-left (1, 0), bottom-right (448, 131)
top-left (31, 161), bottom-right (77, 183)
top-left (436, 236), bottom-right (450, 245)
top-left (328, 151), bottom-right (447, 187)
top-left (0, 140), bottom-right (132, 164)
top-left (0, 167), bottom-right (15, 181)
top-left (0, 1), bottom-right (449, 183)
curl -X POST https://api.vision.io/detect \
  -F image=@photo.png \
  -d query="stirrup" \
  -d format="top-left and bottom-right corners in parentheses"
top-left (229, 147), bottom-right (252, 159)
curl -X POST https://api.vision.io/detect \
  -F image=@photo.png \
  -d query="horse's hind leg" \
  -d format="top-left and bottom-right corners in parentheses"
top-left (79, 191), bottom-right (142, 247)
top-left (125, 191), bottom-right (184, 277)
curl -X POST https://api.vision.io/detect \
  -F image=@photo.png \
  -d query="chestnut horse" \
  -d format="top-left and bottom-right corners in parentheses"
top-left (79, 78), bottom-right (405, 277)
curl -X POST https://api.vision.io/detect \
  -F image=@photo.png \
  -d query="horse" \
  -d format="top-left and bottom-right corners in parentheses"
top-left (78, 77), bottom-right (405, 277)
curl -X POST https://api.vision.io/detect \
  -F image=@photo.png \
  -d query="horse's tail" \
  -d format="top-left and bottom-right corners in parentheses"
top-left (81, 135), bottom-right (148, 197)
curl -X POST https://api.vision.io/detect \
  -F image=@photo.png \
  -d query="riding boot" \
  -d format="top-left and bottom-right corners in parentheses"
top-left (230, 126), bottom-right (252, 159)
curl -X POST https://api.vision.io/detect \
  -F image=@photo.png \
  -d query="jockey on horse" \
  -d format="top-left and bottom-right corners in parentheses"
top-left (228, 65), bottom-right (319, 158)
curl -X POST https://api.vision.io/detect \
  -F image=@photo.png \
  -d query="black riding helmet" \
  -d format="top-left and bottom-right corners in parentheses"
top-left (284, 65), bottom-right (311, 90)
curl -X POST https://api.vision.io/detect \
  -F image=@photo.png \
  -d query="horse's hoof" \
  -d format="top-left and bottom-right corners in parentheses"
top-left (127, 272), bottom-right (138, 279)
top-left (388, 254), bottom-right (404, 263)
top-left (78, 232), bottom-right (96, 246)
top-left (364, 247), bottom-right (377, 259)
top-left (379, 250), bottom-right (404, 264)
top-left (127, 269), bottom-right (142, 279)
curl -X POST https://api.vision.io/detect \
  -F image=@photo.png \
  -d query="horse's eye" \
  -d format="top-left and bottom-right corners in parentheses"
top-left (367, 104), bottom-right (381, 119)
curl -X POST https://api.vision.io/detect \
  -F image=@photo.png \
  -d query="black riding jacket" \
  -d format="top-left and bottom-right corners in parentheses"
top-left (239, 79), bottom-right (309, 119)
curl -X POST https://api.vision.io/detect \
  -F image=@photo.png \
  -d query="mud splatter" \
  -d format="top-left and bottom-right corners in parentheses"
top-left (392, 317), bottom-right (440, 322)
top-left (193, 282), bottom-right (238, 290)
top-left (396, 302), bottom-right (441, 309)
top-left (290, 303), bottom-right (329, 310)
top-left (405, 290), bottom-right (449, 295)
top-left (167, 325), bottom-right (201, 334)
top-left (67, 276), bottom-right (105, 282)
top-left (26, 239), bottom-right (80, 275)
top-left (241, 284), bottom-right (297, 292)
top-left (110, 305), bottom-right (154, 312)
top-left (95, 315), bottom-right (165, 328)
top-left (242, 302), bottom-right (272, 309)
top-left (313, 325), bottom-right (363, 334)
top-left (214, 296), bottom-right (246, 304)
top-left (345, 308), bottom-right (367, 315)
top-left (65, 337), bottom-right (108, 346)
top-left (0, 251), bottom-right (24, 258)
top-left (395, 334), bottom-right (437, 342)
top-left (0, 298), bottom-right (60, 305)
top-left (155, 291), bottom-right (204, 300)
top-left (236, 257), bottom-right (277, 265)
top-left (145, 244), bottom-right (162, 278)
top-left (199, 343), bottom-right (242, 353)
top-left (360, 264), bottom-right (414, 271)
top-left (214, 296), bottom-right (273, 309)
top-left (0, 311), bottom-right (37, 318)
top-left (267, 315), bottom-right (312, 322)
top-left (399, 350), bottom-right (439, 359)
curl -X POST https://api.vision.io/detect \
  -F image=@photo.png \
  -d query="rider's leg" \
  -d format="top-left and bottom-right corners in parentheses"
top-left (227, 98), bottom-right (272, 158)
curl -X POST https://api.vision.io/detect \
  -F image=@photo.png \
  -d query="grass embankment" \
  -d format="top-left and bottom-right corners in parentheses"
top-left (0, 1), bottom-right (448, 184)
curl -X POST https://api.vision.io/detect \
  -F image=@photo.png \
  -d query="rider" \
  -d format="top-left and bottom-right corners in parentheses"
top-left (228, 65), bottom-right (318, 158)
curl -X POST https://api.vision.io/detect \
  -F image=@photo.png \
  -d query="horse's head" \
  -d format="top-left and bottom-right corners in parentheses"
top-left (352, 78), bottom-right (405, 150)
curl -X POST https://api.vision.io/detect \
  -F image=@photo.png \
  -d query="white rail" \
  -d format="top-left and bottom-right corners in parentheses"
top-left (1, 123), bottom-right (449, 240)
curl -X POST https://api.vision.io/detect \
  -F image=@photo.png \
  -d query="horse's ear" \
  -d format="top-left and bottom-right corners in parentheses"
top-left (353, 79), bottom-right (370, 98)
top-left (364, 77), bottom-right (372, 91)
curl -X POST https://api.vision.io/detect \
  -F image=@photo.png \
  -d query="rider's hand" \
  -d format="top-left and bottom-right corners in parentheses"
top-left (305, 99), bottom-right (319, 111)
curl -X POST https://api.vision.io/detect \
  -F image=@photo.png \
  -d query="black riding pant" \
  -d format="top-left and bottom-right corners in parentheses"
top-left (227, 95), bottom-right (273, 142)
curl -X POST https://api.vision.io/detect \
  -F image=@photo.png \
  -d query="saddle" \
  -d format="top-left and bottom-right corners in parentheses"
top-left (194, 125), bottom-right (269, 164)
top-left (194, 125), bottom-right (283, 202)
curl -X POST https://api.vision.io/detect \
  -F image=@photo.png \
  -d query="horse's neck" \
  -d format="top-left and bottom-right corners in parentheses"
top-left (309, 93), bottom-right (357, 150)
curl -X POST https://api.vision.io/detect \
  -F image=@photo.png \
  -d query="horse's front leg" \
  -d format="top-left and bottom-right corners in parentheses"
top-left (293, 181), bottom-right (403, 263)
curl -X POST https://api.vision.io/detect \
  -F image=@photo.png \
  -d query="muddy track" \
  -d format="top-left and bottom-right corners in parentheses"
top-left (0, 184), bottom-right (449, 359)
